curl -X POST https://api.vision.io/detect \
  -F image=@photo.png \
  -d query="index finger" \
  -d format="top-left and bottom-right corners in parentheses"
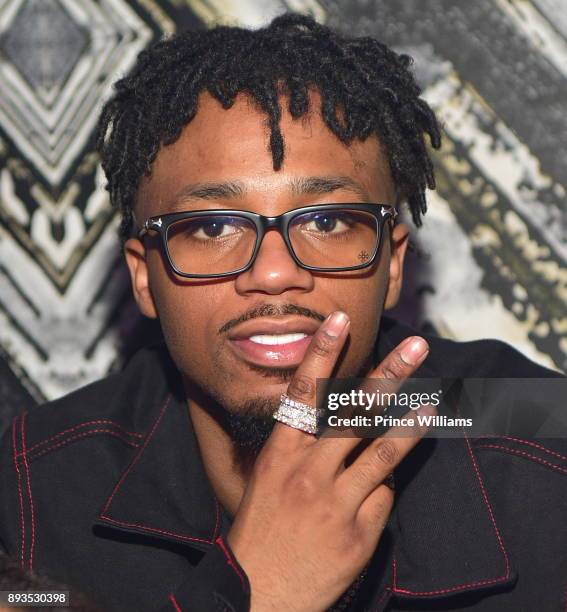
top-left (267, 311), bottom-right (350, 449)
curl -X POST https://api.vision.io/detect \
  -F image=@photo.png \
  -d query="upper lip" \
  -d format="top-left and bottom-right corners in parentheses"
top-left (227, 317), bottom-right (323, 341)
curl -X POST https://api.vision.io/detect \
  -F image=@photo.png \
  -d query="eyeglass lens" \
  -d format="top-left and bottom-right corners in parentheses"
top-left (165, 209), bottom-right (379, 275)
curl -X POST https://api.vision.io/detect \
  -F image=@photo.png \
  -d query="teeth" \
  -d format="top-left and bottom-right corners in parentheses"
top-left (248, 333), bottom-right (308, 345)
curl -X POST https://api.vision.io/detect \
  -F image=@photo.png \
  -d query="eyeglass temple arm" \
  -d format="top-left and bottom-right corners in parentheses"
top-left (137, 217), bottom-right (163, 239)
top-left (381, 205), bottom-right (398, 222)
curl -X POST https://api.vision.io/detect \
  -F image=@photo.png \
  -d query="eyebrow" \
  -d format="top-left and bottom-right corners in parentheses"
top-left (170, 175), bottom-right (371, 208)
top-left (291, 176), bottom-right (370, 200)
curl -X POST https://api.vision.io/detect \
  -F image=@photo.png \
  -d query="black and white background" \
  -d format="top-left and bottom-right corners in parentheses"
top-left (0, 0), bottom-right (565, 432)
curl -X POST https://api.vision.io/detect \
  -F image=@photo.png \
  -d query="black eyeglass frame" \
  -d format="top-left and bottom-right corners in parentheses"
top-left (137, 203), bottom-right (398, 279)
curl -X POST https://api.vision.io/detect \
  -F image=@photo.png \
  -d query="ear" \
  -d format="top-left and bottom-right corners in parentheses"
top-left (124, 238), bottom-right (158, 319)
top-left (383, 222), bottom-right (410, 310)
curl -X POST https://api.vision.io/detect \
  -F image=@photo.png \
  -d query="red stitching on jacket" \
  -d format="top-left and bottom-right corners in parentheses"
top-left (392, 556), bottom-right (397, 590)
top-left (392, 550), bottom-right (512, 596)
top-left (98, 515), bottom-right (216, 545)
top-left (212, 498), bottom-right (221, 541)
top-left (391, 434), bottom-right (511, 596)
top-left (20, 414), bottom-right (36, 571)
top-left (475, 444), bottom-right (567, 475)
top-left (463, 432), bottom-right (511, 577)
top-left (498, 436), bottom-right (567, 463)
top-left (168, 593), bottom-right (182, 612)
top-left (28, 429), bottom-right (141, 461)
top-left (11, 417), bottom-right (25, 569)
top-left (99, 484), bottom-right (221, 546)
top-left (19, 420), bottom-right (143, 456)
top-left (370, 586), bottom-right (391, 611)
top-left (394, 575), bottom-right (515, 596)
top-left (215, 535), bottom-right (246, 590)
top-left (98, 395), bottom-right (222, 546)
top-left (100, 396), bottom-right (171, 517)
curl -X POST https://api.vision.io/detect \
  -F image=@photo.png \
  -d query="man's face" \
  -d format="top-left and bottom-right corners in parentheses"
top-left (125, 90), bottom-right (408, 421)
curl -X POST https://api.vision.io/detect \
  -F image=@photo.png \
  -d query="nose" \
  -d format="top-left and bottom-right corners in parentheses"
top-left (234, 228), bottom-right (314, 296)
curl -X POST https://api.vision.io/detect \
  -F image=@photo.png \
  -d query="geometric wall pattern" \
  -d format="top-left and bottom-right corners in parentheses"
top-left (342, 0), bottom-right (566, 374)
top-left (0, 0), bottom-right (565, 432)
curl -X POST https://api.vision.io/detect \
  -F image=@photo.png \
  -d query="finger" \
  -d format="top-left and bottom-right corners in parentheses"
top-left (337, 404), bottom-right (435, 508)
top-left (266, 311), bottom-right (350, 451)
top-left (356, 481), bottom-right (395, 535)
top-left (317, 336), bottom-right (429, 461)
top-left (373, 335), bottom-right (429, 382)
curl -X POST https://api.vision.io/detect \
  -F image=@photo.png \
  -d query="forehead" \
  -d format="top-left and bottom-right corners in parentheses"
top-left (136, 89), bottom-right (395, 216)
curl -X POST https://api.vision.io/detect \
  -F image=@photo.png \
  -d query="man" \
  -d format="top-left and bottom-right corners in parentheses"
top-left (1, 13), bottom-right (565, 612)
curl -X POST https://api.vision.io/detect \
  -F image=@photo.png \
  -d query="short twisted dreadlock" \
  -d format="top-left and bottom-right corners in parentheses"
top-left (96, 13), bottom-right (441, 240)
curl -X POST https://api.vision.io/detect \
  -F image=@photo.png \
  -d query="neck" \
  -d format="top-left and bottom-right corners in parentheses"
top-left (186, 393), bottom-right (252, 518)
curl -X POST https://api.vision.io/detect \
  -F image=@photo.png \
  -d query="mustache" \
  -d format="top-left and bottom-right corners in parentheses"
top-left (218, 303), bottom-right (326, 335)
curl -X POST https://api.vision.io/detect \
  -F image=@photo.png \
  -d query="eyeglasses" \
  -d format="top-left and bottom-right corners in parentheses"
top-left (137, 203), bottom-right (397, 278)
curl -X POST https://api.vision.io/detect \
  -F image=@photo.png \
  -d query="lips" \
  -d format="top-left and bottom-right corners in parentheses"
top-left (227, 317), bottom-right (322, 367)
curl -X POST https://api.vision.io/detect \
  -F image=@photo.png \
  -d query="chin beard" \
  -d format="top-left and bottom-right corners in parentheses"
top-left (223, 397), bottom-right (281, 467)
top-left (221, 364), bottom-right (296, 458)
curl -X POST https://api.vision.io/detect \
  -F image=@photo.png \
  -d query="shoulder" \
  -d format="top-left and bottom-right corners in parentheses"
top-left (0, 344), bottom-right (176, 470)
top-left (380, 316), bottom-right (563, 379)
top-left (0, 344), bottom-right (176, 558)
top-left (381, 316), bottom-right (566, 444)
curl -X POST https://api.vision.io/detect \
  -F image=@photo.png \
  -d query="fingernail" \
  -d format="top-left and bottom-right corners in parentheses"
top-left (324, 312), bottom-right (349, 338)
top-left (400, 337), bottom-right (429, 365)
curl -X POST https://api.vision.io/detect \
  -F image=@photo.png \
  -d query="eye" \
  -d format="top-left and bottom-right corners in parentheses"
top-left (301, 212), bottom-right (354, 234)
top-left (191, 217), bottom-right (246, 240)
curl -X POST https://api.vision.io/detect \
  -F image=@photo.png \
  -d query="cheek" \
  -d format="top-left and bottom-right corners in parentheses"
top-left (156, 284), bottom-right (232, 387)
top-left (146, 252), bottom-right (225, 375)
top-left (324, 264), bottom-right (389, 374)
top-left (347, 279), bottom-right (386, 349)
top-left (342, 248), bottom-right (389, 324)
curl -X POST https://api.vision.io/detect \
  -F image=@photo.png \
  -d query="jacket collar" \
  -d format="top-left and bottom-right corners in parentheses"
top-left (387, 436), bottom-right (516, 599)
top-left (376, 318), bottom-right (517, 600)
top-left (93, 318), bottom-right (517, 599)
top-left (93, 353), bottom-right (223, 552)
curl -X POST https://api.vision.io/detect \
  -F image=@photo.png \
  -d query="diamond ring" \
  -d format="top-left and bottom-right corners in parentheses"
top-left (273, 393), bottom-right (325, 435)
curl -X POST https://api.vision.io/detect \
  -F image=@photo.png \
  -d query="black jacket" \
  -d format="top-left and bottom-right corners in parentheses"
top-left (0, 318), bottom-right (566, 611)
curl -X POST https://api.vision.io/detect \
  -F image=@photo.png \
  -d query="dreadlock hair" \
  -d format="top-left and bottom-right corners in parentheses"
top-left (96, 12), bottom-right (442, 240)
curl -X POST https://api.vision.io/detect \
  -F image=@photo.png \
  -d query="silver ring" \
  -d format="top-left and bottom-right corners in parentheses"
top-left (273, 393), bottom-right (324, 435)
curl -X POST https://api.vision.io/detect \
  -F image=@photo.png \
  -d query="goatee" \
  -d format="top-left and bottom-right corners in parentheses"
top-left (223, 397), bottom-right (279, 462)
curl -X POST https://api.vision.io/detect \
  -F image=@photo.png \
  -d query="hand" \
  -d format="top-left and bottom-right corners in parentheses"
top-left (227, 311), bottom-right (434, 611)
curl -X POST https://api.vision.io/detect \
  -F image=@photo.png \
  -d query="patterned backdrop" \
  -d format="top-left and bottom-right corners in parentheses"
top-left (0, 0), bottom-right (565, 432)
